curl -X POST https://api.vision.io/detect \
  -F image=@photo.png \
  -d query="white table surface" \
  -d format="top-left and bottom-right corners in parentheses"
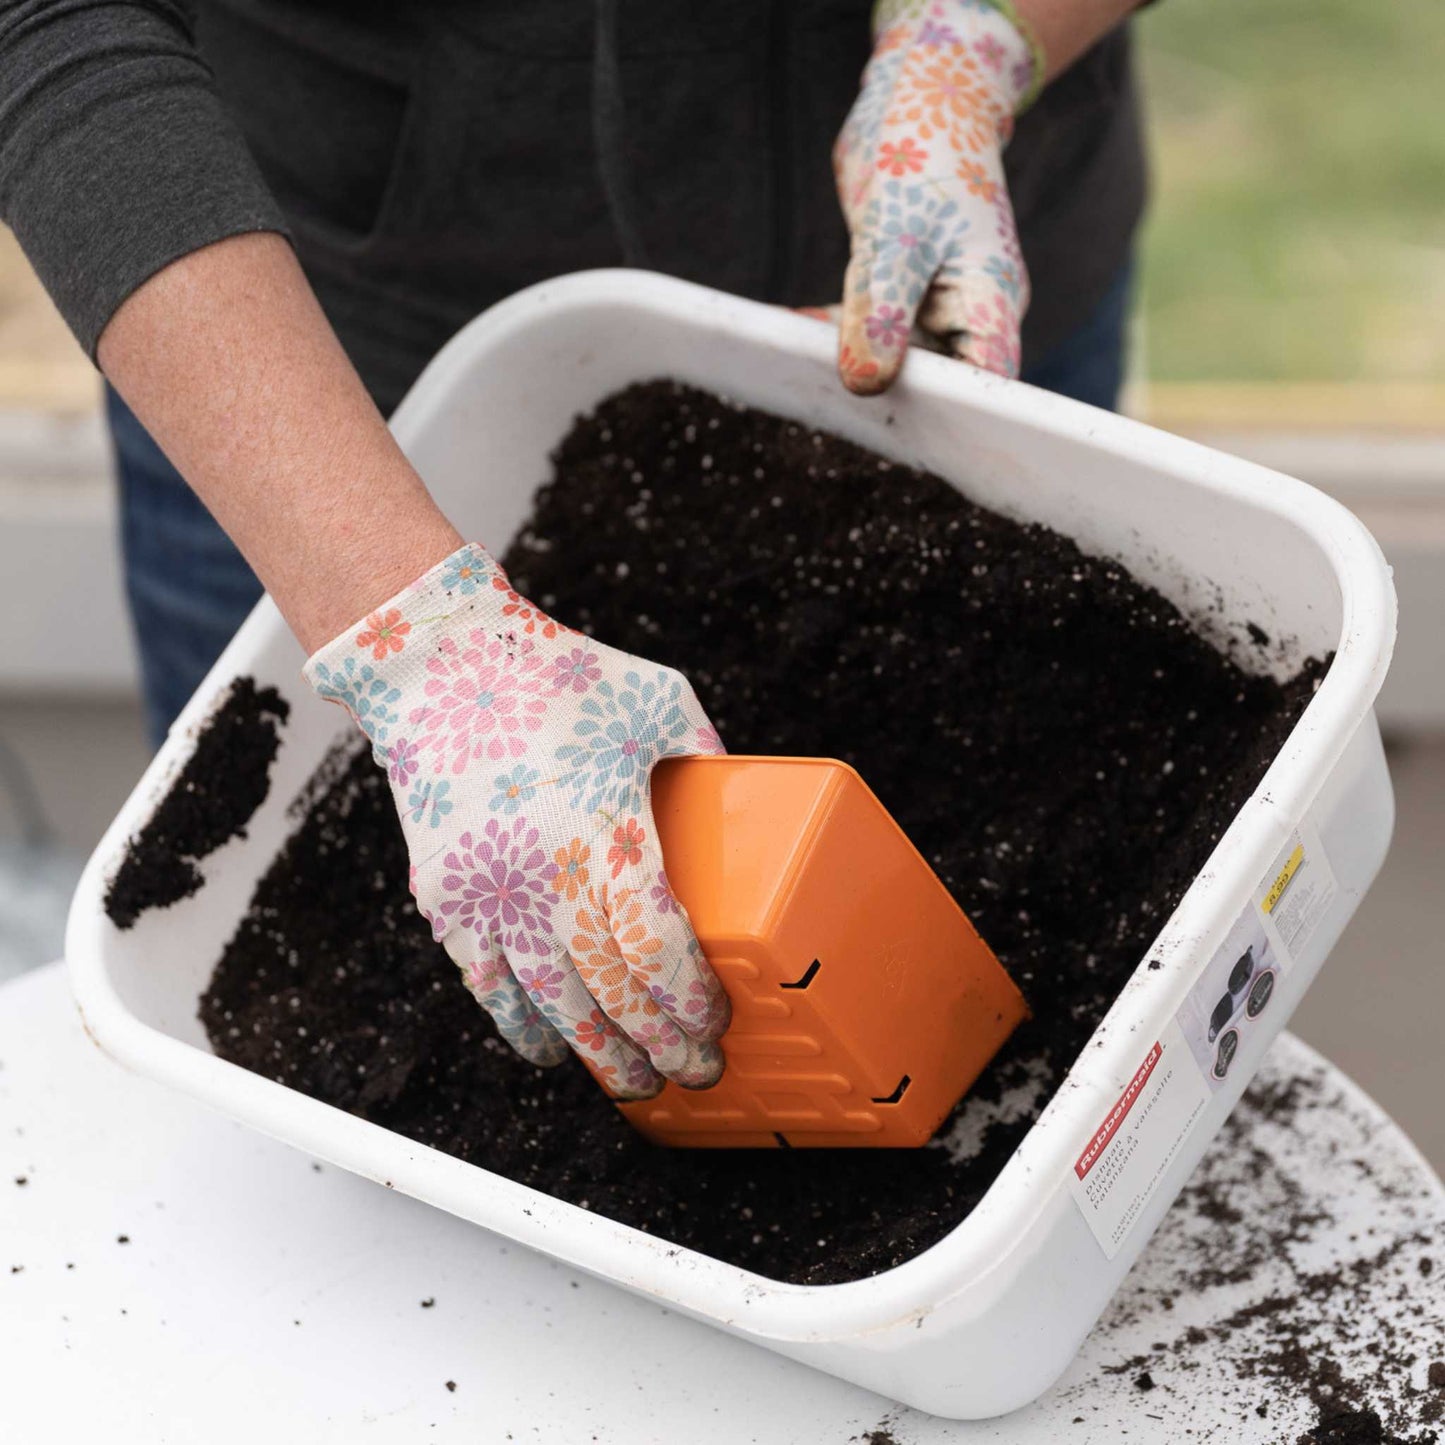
top-left (1, 960), bottom-right (1440, 1443)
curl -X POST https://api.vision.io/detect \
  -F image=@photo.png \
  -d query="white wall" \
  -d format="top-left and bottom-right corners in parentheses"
top-left (0, 410), bottom-right (138, 694)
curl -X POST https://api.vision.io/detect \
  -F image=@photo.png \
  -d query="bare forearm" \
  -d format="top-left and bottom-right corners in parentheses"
top-left (1013, 0), bottom-right (1142, 80)
top-left (96, 232), bottom-right (461, 653)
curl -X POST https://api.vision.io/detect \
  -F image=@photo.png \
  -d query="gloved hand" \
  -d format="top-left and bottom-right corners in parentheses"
top-left (833, 0), bottom-right (1042, 393)
top-left (304, 543), bottom-right (730, 1100)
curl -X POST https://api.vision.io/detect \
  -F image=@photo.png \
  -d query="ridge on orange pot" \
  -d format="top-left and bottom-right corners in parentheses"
top-left (616, 756), bottom-right (1028, 1148)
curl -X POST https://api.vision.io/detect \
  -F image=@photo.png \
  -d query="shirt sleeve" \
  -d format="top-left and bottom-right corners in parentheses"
top-left (0, 0), bottom-right (290, 359)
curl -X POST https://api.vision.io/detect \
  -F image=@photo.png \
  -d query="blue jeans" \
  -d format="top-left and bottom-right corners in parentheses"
top-left (1020, 261), bottom-right (1134, 409)
top-left (111, 263), bottom-right (1133, 748)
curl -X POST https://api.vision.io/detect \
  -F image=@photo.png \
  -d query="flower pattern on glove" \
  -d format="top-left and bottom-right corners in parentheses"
top-left (437, 818), bottom-right (557, 958)
top-left (407, 778), bottom-right (453, 834)
top-left (413, 633), bottom-right (550, 770)
top-left (356, 608), bottom-right (411, 662)
top-left (387, 736), bottom-right (422, 787)
top-left (833, 0), bottom-right (1037, 390)
top-left (439, 554), bottom-right (486, 594)
top-left (489, 763), bottom-right (541, 815)
top-left (550, 837), bottom-right (591, 901)
top-left (608, 886), bottom-right (665, 975)
top-left (304, 543), bottom-right (729, 1100)
top-left (492, 576), bottom-right (570, 640)
top-left (310, 658), bottom-right (402, 750)
top-left (568, 886), bottom-right (635, 1014)
top-left (551, 647), bottom-right (603, 695)
top-left (553, 671), bottom-right (701, 814)
top-left (607, 818), bottom-right (646, 878)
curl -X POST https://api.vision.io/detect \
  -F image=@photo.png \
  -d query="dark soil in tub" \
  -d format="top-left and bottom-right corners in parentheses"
top-left (200, 380), bottom-right (1325, 1287)
top-left (106, 678), bottom-right (290, 930)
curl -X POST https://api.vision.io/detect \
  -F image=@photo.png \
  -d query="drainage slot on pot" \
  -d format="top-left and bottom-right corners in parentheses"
top-left (871, 1074), bottom-right (912, 1106)
top-left (780, 959), bottom-right (821, 990)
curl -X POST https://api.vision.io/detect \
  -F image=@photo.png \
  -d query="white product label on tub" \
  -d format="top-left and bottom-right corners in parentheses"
top-left (1068, 1021), bottom-right (1210, 1260)
top-left (1255, 819), bottom-right (1337, 969)
top-left (1177, 819), bottom-right (1337, 1091)
top-left (1069, 820), bottom-right (1338, 1259)
top-left (1178, 906), bottom-right (1281, 1089)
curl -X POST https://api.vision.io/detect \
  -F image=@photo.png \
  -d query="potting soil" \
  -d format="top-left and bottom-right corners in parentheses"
top-left (106, 678), bottom-right (289, 930)
top-left (199, 380), bottom-right (1326, 1287)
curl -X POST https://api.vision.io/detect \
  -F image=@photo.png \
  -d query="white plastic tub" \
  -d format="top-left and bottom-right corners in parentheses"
top-left (66, 272), bottom-right (1397, 1419)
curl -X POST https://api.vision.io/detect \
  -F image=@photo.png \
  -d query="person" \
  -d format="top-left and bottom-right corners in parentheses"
top-left (0, 0), bottom-right (1147, 1099)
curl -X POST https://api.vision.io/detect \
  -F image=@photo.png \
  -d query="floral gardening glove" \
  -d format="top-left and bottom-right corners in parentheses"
top-left (834, 0), bottom-right (1043, 393)
top-left (304, 543), bottom-right (731, 1101)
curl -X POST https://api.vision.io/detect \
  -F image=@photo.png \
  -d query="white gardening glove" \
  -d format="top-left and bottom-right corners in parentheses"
top-left (305, 544), bottom-right (731, 1100)
top-left (834, 0), bottom-right (1042, 392)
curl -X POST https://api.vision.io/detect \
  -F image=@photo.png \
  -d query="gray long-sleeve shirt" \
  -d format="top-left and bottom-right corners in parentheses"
top-left (0, 0), bottom-right (286, 356)
top-left (0, 1), bottom-right (1146, 415)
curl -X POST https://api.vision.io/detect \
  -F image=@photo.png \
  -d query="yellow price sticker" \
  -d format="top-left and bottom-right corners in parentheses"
top-left (1263, 844), bottom-right (1305, 914)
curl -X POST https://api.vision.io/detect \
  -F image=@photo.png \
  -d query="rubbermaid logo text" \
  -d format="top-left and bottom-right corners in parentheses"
top-left (1074, 1041), bottom-right (1164, 1180)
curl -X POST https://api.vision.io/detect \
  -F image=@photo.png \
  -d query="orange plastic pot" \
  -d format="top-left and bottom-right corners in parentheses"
top-left (616, 756), bottom-right (1028, 1148)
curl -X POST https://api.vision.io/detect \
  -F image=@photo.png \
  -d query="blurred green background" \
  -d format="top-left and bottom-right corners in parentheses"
top-left (1136, 0), bottom-right (1445, 384)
